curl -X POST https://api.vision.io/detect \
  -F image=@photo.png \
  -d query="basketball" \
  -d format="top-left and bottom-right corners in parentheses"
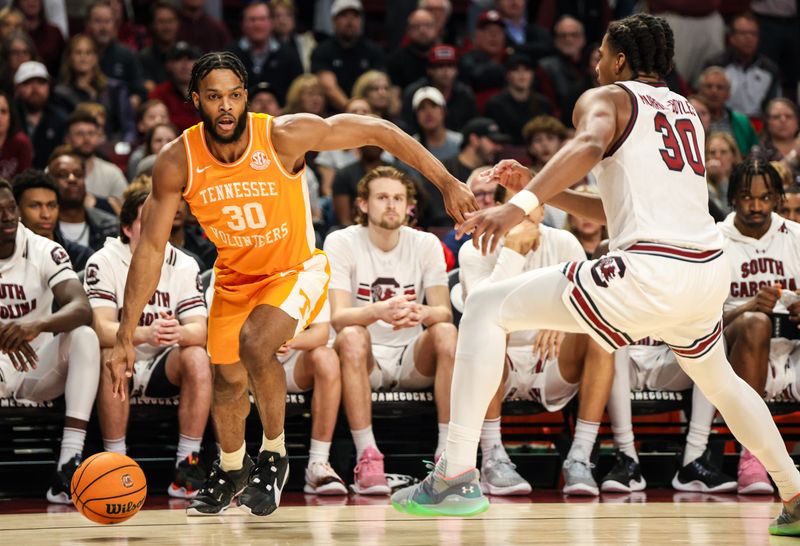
top-left (70, 452), bottom-right (147, 524)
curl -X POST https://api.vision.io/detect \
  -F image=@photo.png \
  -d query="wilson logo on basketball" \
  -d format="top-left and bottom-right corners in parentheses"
top-left (250, 150), bottom-right (270, 170)
top-left (105, 499), bottom-right (145, 515)
top-left (121, 474), bottom-right (134, 488)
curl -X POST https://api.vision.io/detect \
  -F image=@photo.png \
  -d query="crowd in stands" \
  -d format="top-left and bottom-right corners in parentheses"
top-left (1, 0), bottom-right (800, 503)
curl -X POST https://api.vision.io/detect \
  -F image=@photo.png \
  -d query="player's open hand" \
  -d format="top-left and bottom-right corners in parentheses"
top-left (483, 160), bottom-right (533, 194)
top-left (456, 203), bottom-right (526, 255)
top-left (0, 322), bottom-right (40, 371)
top-left (442, 176), bottom-right (479, 224)
top-left (106, 336), bottom-right (135, 401)
top-left (532, 330), bottom-right (565, 362)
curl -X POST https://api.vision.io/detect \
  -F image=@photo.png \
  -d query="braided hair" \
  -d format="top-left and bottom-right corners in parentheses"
top-left (606, 13), bottom-right (674, 79)
top-left (727, 158), bottom-right (785, 207)
top-left (186, 51), bottom-right (248, 102)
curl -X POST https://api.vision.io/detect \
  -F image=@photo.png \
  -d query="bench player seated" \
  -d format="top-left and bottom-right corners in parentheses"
top-left (325, 166), bottom-right (457, 495)
top-left (459, 184), bottom-right (615, 496)
top-left (720, 159), bottom-right (800, 495)
top-left (86, 188), bottom-right (211, 499)
top-left (0, 177), bottom-right (100, 504)
top-left (603, 339), bottom-right (735, 493)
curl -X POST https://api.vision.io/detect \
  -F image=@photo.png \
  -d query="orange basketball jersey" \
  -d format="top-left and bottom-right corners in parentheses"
top-left (181, 112), bottom-right (316, 276)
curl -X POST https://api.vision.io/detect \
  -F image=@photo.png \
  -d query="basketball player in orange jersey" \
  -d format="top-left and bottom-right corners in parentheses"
top-left (104, 52), bottom-right (477, 518)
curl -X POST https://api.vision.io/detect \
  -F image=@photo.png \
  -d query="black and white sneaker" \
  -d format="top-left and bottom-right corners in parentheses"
top-left (238, 450), bottom-right (289, 517)
top-left (671, 450), bottom-right (737, 493)
top-left (186, 455), bottom-right (254, 516)
top-left (47, 454), bottom-right (81, 504)
top-left (601, 451), bottom-right (647, 493)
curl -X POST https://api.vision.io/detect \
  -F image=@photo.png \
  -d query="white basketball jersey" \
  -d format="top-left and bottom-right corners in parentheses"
top-left (84, 238), bottom-right (207, 361)
top-left (592, 80), bottom-right (722, 251)
top-left (459, 225), bottom-right (586, 346)
top-left (719, 212), bottom-right (800, 313)
top-left (324, 225), bottom-right (448, 347)
top-left (0, 226), bottom-right (78, 351)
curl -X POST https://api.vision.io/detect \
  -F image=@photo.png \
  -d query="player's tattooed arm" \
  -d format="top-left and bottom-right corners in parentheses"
top-left (271, 113), bottom-right (478, 224)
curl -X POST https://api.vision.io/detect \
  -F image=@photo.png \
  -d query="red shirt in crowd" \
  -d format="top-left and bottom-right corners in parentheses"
top-left (0, 132), bottom-right (32, 179)
top-left (148, 82), bottom-right (199, 132)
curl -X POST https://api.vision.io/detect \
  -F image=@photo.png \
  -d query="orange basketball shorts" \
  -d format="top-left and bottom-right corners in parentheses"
top-left (207, 249), bottom-right (330, 365)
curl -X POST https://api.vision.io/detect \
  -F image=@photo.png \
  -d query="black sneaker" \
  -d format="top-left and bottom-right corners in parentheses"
top-left (671, 449), bottom-right (737, 493)
top-left (186, 455), bottom-right (254, 516)
top-left (237, 450), bottom-right (289, 517)
top-left (601, 451), bottom-right (647, 493)
top-left (47, 454), bottom-right (81, 504)
top-left (169, 452), bottom-right (207, 499)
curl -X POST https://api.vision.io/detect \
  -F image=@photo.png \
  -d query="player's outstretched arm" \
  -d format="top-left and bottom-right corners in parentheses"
top-left (106, 139), bottom-right (186, 400)
top-left (458, 86), bottom-right (620, 254)
top-left (271, 113), bottom-right (478, 224)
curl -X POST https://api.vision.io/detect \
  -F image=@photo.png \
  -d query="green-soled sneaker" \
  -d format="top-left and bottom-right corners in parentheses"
top-left (770, 494), bottom-right (800, 536)
top-left (390, 455), bottom-right (489, 518)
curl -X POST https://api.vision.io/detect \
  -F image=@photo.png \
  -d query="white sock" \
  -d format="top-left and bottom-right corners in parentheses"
top-left (612, 425), bottom-right (638, 462)
top-left (309, 439), bottom-right (331, 465)
top-left (58, 427), bottom-right (86, 468)
top-left (435, 423), bottom-right (449, 459)
top-left (479, 418), bottom-right (504, 460)
top-left (176, 434), bottom-right (202, 467)
top-left (682, 386), bottom-right (717, 466)
top-left (445, 422), bottom-right (481, 476)
top-left (351, 426), bottom-right (377, 460)
top-left (261, 431), bottom-right (287, 457)
top-left (220, 441), bottom-right (246, 472)
top-left (103, 436), bottom-right (126, 455)
top-left (568, 419), bottom-right (599, 462)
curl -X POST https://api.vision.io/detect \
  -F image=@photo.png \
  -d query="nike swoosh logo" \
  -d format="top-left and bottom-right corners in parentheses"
top-left (196, 165), bottom-right (210, 174)
top-left (279, 270), bottom-right (296, 277)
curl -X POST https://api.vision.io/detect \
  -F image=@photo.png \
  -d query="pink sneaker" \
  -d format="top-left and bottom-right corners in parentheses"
top-left (738, 449), bottom-right (775, 495)
top-left (351, 446), bottom-right (390, 495)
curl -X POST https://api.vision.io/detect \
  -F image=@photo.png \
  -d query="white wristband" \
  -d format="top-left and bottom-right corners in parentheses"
top-left (507, 190), bottom-right (540, 214)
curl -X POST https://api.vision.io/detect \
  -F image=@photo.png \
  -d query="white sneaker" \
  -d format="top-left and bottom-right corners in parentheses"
top-left (480, 445), bottom-right (532, 496)
top-left (304, 461), bottom-right (348, 495)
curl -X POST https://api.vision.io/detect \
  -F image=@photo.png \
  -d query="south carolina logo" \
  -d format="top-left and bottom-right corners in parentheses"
top-left (250, 150), bottom-right (270, 170)
top-left (591, 256), bottom-right (626, 288)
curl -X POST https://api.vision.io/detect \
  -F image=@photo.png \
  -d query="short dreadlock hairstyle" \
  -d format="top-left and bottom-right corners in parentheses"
top-left (727, 158), bottom-right (785, 207)
top-left (186, 51), bottom-right (248, 102)
top-left (606, 13), bottom-right (674, 79)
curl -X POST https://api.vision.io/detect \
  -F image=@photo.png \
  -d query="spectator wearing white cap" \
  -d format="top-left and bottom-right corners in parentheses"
top-left (12, 60), bottom-right (68, 169)
top-left (311, 0), bottom-right (385, 111)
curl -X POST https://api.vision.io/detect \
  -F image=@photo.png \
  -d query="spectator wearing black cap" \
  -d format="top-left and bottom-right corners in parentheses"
top-left (442, 117), bottom-right (506, 183)
top-left (387, 9), bottom-right (438, 90)
top-left (459, 10), bottom-right (509, 107)
top-left (484, 53), bottom-right (552, 145)
top-left (249, 81), bottom-right (281, 117)
top-left (138, 1), bottom-right (180, 92)
top-left (402, 44), bottom-right (477, 133)
top-left (311, 0), bottom-right (385, 112)
top-left (225, 1), bottom-right (303, 107)
top-left (535, 15), bottom-right (593, 127)
top-left (13, 60), bottom-right (68, 169)
top-left (148, 41), bottom-right (199, 132)
top-left (496, 0), bottom-right (553, 62)
top-left (84, 0), bottom-right (146, 108)
top-left (176, 0), bottom-right (232, 54)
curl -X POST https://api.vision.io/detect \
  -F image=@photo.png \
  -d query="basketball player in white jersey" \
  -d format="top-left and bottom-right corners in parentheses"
top-left (459, 183), bottom-right (614, 496)
top-left (391, 14), bottom-right (800, 535)
top-left (0, 176), bottom-right (100, 504)
top-left (604, 338), bottom-right (734, 493)
top-left (324, 166), bottom-right (455, 495)
top-left (720, 159), bottom-right (800, 496)
top-left (86, 188), bottom-right (211, 499)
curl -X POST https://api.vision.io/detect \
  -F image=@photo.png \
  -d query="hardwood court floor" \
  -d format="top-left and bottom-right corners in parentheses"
top-left (0, 492), bottom-right (794, 545)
